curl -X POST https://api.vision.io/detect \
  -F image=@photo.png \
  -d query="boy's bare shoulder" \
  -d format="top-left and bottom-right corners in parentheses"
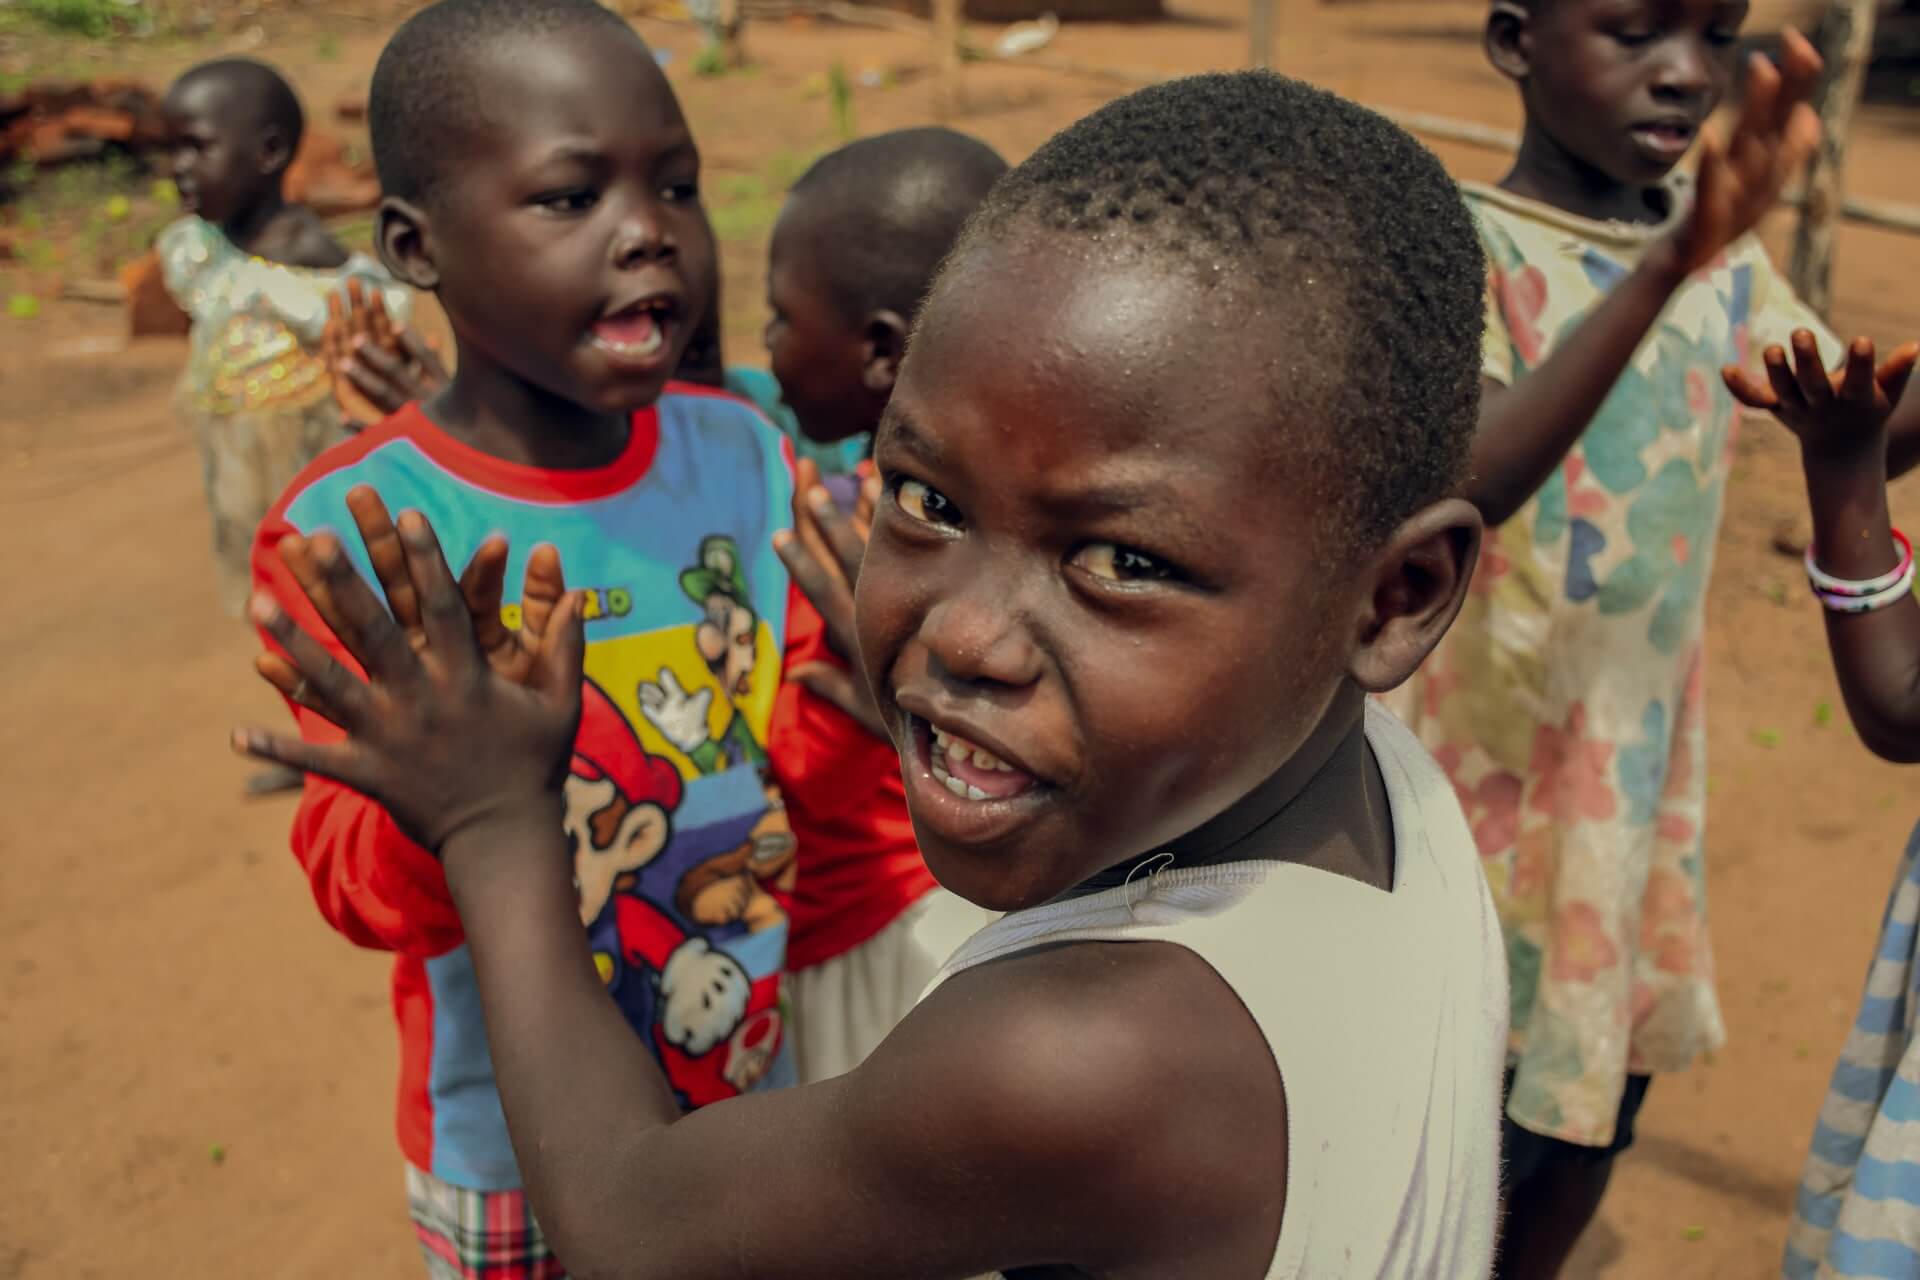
top-left (849, 938), bottom-right (1287, 1267)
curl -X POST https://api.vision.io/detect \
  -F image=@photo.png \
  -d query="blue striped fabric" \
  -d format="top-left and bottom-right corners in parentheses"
top-left (1786, 820), bottom-right (1920, 1278)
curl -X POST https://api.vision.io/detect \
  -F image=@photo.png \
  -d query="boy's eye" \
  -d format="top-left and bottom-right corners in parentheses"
top-left (1612, 26), bottom-right (1655, 45)
top-left (1705, 25), bottom-right (1737, 44)
top-left (661, 181), bottom-right (700, 203)
top-left (536, 189), bottom-right (599, 213)
top-left (1071, 542), bottom-right (1179, 584)
top-left (894, 478), bottom-right (961, 528)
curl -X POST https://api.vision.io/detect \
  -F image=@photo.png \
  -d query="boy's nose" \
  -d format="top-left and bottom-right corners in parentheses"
top-left (1650, 39), bottom-right (1714, 99)
top-left (919, 578), bottom-right (1042, 690)
top-left (611, 214), bottom-right (677, 267)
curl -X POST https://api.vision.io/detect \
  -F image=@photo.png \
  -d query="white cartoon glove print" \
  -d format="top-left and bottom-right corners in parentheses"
top-left (638, 669), bottom-right (715, 757)
top-left (658, 937), bottom-right (751, 1055)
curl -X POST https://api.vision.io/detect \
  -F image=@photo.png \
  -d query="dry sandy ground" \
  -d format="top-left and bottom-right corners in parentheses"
top-left (4, 1), bottom-right (1920, 1275)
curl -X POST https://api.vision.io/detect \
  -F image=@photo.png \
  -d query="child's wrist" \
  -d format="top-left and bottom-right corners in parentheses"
top-left (1641, 234), bottom-right (1693, 291)
top-left (439, 795), bottom-right (569, 887)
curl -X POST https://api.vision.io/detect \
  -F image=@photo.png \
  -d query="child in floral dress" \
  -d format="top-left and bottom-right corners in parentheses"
top-left (159, 58), bottom-right (409, 619)
top-left (1379, 7), bottom-right (1920, 1273)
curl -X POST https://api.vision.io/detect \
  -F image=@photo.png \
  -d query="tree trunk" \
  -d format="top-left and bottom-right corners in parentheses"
top-left (1789, 0), bottom-right (1876, 316)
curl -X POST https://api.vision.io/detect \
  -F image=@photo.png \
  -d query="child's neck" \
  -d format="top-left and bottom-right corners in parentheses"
top-left (1070, 685), bottom-right (1393, 898)
top-left (222, 189), bottom-right (293, 257)
top-left (1501, 118), bottom-right (1667, 227)
top-left (425, 355), bottom-right (635, 472)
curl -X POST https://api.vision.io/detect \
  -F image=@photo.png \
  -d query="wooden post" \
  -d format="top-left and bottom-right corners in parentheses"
top-left (1250, 0), bottom-right (1276, 68)
top-left (933, 0), bottom-right (963, 121)
top-left (1789, 0), bottom-right (1876, 316)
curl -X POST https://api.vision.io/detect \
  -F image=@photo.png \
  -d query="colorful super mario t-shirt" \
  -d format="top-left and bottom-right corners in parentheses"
top-left (255, 386), bottom-right (807, 1189)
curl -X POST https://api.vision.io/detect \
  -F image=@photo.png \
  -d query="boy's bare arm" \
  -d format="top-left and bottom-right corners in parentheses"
top-left (237, 501), bottom-right (1286, 1280)
top-left (1468, 40), bottom-right (1820, 526)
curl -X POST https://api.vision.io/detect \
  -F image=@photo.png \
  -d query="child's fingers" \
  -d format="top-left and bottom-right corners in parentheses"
top-left (1740, 50), bottom-right (1781, 143)
top-left (1791, 330), bottom-right (1836, 408)
top-left (393, 509), bottom-right (483, 672)
top-left (518, 544), bottom-right (568, 647)
top-left (249, 592), bottom-right (373, 725)
top-left (398, 328), bottom-right (450, 384)
top-left (1878, 342), bottom-right (1920, 408)
top-left (1838, 337), bottom-right (1879, 409)
top-left (806, 484), bottom-right (868, 583)
top-left (789, 662), bottom-right (887, 739)
top-left (460, 536), bottom-right (514, 661)
top-left (775, 530), bottom-right (857, 654)
top-left (368, 285), bottom-right (400, 350)
top-left (230, 725), bottom-right (366, 793)
top-left (343, 357), bottom-right (405, 417)
top-left (350, 341), bottom-right (421, 412)
top-left (345, 486), bottom-right (426, 647)
top-left (1722, 365), bottom-right (1779, 410)
top-left (308, 532), bottom-right (426, 687)
top-left (531, 590), bottom-right (588, 703)
top-left (254, 651), bottom-right (350, 728)
top-left (1777, 28), bottom-right (1825, 122)
top-left (275, 533), bottom-right (342, 634)
top-left (1763, 343), bottom-right (1807, 411)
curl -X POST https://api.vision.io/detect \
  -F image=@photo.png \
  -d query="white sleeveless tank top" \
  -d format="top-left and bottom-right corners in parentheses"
top-left (927, 704), bottom-right (1507, 1279)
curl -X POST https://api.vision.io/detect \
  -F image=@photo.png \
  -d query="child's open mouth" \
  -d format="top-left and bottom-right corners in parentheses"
top-left (1630, 120), bottom-right (1697, 163)
top-left (930, 724), bottom-right (1038, 802)
top-left (590, 297), bottom-right (676, 369)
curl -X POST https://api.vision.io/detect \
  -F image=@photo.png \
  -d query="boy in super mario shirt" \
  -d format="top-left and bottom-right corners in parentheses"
top-left (249, 1), bottom-right (835, 1272)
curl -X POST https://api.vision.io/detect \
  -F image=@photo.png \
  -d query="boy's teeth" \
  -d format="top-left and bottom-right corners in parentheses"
top-left (966, 784), bottom-right (989, 801)
top-left (944, 774), bottom-right (968, 798)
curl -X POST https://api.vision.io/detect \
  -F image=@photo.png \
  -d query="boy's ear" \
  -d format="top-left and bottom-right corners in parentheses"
top-left (1347, 498), bottom-right (1482, 694)
top-left (258, 125), bottom-right (295, 180)
top-left (377, 195), bottom-right (439, 291)
top-left (860, 310), bottom-right (910, 395)
top-left (1486, 0), bottom-right (1533, 82)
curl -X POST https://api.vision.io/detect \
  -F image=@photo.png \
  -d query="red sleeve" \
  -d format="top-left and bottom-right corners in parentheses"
top-left (252, 511), bottom-right (465, 957)
top-left (770, 579), bottom-right (901, 823)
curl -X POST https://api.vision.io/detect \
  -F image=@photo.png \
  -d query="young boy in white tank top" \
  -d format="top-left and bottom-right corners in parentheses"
top-left (238, 71), bottom-right (1506, 1278)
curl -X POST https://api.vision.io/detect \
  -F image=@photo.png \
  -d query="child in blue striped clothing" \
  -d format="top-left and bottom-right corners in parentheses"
top-left (1723, 330), bottom-right (1920, 1276)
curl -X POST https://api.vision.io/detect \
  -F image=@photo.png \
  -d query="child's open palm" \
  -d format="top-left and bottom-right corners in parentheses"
top-left (1725, 331), bottom-right (1919, 461)
top-left (240, 502), bottom-right (585, 855)
top-left (1669, 29), bottom-right (1822, 278)
top-left (257, 485), bottom-right (571, 713)
top-left (324, 278), bottom-right (450, 427)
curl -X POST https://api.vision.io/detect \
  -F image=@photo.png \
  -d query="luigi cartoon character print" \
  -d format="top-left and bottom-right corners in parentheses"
top-left (638, 535), bottom-right (771, 774)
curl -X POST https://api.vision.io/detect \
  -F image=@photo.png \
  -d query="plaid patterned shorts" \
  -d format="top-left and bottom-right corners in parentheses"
top-left (405, 1164), bottom-right (568, 1280)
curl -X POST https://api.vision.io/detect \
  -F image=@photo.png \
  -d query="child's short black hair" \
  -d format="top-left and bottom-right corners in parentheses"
top-left (787, 128), bottom-right (1008, 326)
top-left (369, 0), bottom-right (641, 204)
top-left (960, 71), bottom-right (1484, 545)
top-left (172, 57), bottom-right (306, 155)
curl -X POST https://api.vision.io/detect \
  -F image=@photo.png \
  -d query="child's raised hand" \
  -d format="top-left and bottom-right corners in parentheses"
top-left (258, 486), bottom-right (569, 702)
top-left (325, 278), bottom-right (450, 424)
top-left (1724, 331), bottom-right (1918, 461)
top-left (1668, 29), bottom-right (1822, 278)
top-left (238, 504), bottom-right (585, 855)
top-left (776, 458), bottom-right (887, 740)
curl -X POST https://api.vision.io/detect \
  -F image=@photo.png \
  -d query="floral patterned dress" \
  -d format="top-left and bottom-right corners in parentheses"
top-left (1381, 182), bottom-right (1837, 1146)
top-left (159, 216), bottom-right (410, 616)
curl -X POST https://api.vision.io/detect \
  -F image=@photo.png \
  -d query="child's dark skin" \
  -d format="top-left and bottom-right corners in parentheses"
top-left (373, 28), bottom-right (714, 469)
top-left (764, 195), bottom-right (903, 447)
top-left (164, 71), bottom-right (345, 270)
top-left (1728, 336), bottom-right (1920, 758)
top-left (238, 232), bottom-right (1481, 1278)
top-left (1469, 6), bottom-right (1920, 528)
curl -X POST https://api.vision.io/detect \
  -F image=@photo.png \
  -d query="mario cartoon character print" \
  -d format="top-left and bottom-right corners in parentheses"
top-left (568, 676), bottom-right (789, 1109)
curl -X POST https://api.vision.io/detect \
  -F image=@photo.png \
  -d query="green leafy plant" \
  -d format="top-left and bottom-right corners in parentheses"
top-left (827, 60), bottom-right (855, 140)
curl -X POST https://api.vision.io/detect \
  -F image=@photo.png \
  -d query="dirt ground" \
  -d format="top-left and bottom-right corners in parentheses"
top-left (5, 1), bottom-right (1920, 1276)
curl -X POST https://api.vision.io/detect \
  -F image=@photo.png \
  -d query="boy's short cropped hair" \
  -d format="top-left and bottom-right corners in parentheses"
top-left (786, 128), bottom-right (1008, 327)
top-left (369, 0), bottom-right (639, 204)
top-left (960, 70), bottom-right (1485, 545)
top-left (172, 57), bottom-right (306, 153)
